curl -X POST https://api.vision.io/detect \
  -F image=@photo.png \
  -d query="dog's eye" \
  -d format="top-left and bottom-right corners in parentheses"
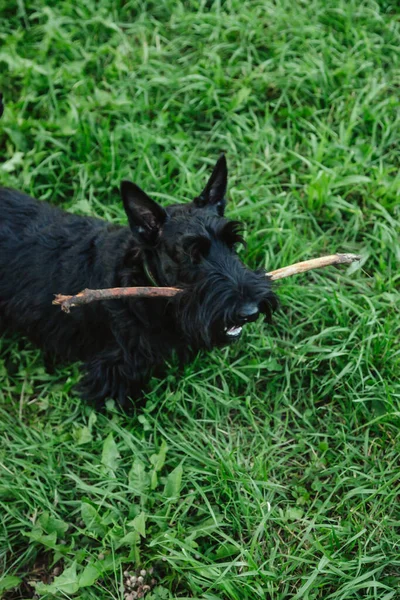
top-left (182, 235), bottom-right (211, 263)
top-left (220, 221), bottom-right (246, 251)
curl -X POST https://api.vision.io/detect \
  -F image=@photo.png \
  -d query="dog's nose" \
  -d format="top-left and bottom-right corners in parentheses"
top-left (238, 303), bottom-right (259, 323)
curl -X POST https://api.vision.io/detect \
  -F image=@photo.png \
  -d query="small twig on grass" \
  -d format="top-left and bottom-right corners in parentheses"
top-left (53, 253), bottom-right (361, 313)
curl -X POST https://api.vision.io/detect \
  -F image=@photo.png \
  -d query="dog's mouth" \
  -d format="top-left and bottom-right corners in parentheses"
top-left (224, 325), bottom-right (243, 339)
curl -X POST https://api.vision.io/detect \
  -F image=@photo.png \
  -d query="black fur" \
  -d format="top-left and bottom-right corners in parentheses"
top-left (0, 156), bottom-right (278, 408)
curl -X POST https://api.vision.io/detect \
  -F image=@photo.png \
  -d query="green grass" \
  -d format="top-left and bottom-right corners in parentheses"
top-left (1, 0), bottom-right (400, 598)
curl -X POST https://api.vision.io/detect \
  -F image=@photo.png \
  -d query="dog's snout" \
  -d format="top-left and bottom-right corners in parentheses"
top-left (238, 303), bottom-right (259, 323)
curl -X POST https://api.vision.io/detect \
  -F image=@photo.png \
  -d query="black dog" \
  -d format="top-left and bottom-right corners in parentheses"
top-left (0, 155), bottom-right (278, 407)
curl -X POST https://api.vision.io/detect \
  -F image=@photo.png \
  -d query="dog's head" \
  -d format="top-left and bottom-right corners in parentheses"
top-left (120, 156), bottom-right (278, 347)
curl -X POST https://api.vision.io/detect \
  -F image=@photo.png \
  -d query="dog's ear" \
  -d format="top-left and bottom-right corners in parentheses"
top-left (120, 181), bottom-right (167, 243)
top-left (194, 154), bottom-right (228, 216)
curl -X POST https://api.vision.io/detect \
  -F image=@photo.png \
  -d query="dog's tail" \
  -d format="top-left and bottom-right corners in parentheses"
top-left (0, 93), bottom-right (3, 118)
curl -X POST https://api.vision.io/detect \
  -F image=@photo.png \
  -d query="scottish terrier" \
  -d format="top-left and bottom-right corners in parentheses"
top-left (0, 154), bottom-right (278, 408)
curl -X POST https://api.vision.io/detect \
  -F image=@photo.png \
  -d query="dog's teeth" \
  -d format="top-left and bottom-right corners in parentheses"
top-left (226, 326), bottom-right (242, 336)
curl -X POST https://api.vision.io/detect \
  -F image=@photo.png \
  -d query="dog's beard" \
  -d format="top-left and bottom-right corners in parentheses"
top-left (173, 269), bottom-right (278, 349)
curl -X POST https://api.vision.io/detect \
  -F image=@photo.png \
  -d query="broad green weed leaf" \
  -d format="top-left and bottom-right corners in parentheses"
top-left (151, 587), bottom-right (172, 599)
top-left (138, 414), bottom-right (151, 431)
top-left (80, 503), bottom-right (106, 537)
top-left (88, 410), bottom-right (97, 428)
top-left (0, 576), bottom-right (22, 592)
top-left (101, 433), bottom-right (120, 473)
top-left (35, 562), bottom-right (79, 595)
top-left (132, 511), bottom-right (147, 538)
top-left (164, 463), bottom-right (183, 501)
top-left (79, 564), bottom-right (100, 587)
top-left (74, 425), bottom-right (93, 445)
top-left (151, 469), bottom-right (158, 490)
top-left (70, 198), bottom-right (92, 215)
top-left (128, 459), bottom-right (150, 495)
top-left (150, 440), bottom-right (168, 472)
top-left (24, 527), bottom-right (62, 551)
top-left (38, 511), bottom-right (68, 536)
top-left (0, 152), bottom-right (24, 173)
top-left (286, 507), bottom-right (304, 521)
top-left (150, 440), bottom-right (168, 490)
top-left (116, 530), bottom-right (140, 548)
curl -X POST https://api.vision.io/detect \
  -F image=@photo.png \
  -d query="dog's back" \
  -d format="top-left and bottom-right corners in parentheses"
top-left (0, 187), bottom-right (114, 358)
top-left (0, 188), bottom-right (64, 309)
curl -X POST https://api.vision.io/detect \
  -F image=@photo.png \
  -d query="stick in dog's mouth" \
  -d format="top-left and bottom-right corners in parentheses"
top-left (53, 253), bottom-right (361, 313)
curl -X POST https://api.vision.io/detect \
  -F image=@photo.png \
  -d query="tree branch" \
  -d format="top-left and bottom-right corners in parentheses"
top-left (267, 253), bottom-right (361, 281)
top-left (53, 253), bottom-right (361, 313)
top-left (53, 286), bottom-right (180, 313)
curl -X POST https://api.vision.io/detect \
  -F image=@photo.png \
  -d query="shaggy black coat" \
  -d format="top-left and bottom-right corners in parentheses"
top-left (0, 156), bottom-right (277, 407)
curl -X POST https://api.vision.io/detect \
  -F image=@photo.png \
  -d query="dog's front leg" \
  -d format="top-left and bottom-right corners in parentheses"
top-left (78, 352), bottom-right (148, 409)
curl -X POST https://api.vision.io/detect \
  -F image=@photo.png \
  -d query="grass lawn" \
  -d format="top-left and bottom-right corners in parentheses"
top-left (1, 0), bottom-right (400, 598)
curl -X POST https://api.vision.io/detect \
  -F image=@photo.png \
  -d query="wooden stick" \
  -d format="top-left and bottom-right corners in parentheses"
top-left (53, 286), bottom-right (181, 313)
top-left (53, 253), bottom-right (361, 313)
top-left (267, 253), bottom-right (361, 281)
